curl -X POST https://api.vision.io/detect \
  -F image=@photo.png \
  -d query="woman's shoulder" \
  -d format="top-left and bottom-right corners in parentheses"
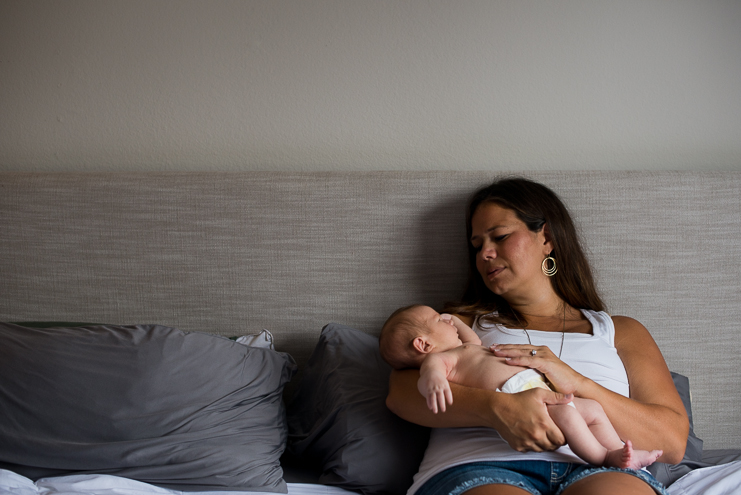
top-left (580, 309), bottom-right (613, 329)
top-left (606, 315), bottom-right (661, 354)
top-left (581, 310), bottom-right (649, 347)
top-left (583, 310), bottom-right (642, 327)
top-left (609, 315), bottom-right (648, 333)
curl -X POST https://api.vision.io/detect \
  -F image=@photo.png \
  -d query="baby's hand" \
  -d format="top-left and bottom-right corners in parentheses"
top-left (418, 374), bottom-right (453, 414)
top-left (440, 313), bottom-right (455, 326)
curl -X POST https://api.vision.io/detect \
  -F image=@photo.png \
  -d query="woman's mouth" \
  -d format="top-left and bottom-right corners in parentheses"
top-left (486, 266), bottom-right (505, 279)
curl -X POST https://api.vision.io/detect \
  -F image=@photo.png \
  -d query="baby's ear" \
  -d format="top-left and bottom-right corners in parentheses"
top-left (413, 336), bottom-right (433, 354)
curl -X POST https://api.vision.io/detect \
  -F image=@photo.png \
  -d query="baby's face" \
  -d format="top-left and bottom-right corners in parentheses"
top-left (413, 306), bottom-right (463, 352)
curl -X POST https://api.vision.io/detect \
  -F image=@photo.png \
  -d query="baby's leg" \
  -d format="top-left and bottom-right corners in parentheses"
top-left (547, 403), bottom-right (611, 466)
top-left (571, 397), bottom-right (622, 450)
top-left (570, 398), bottom-right (663, 469)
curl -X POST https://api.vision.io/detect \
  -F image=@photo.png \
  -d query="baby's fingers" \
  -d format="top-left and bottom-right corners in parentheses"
top-left (436, 386), bottom-right (453, 413)
top-left (445, 387), bottom-right (454, 408)
top-left (437, 392), bottom-right (447, 413)
top-left (426, 393), bottom-right (439, 414)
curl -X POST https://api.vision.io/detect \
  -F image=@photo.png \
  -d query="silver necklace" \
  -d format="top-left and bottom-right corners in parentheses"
top-left (523, 305), bottom-right (566, 359)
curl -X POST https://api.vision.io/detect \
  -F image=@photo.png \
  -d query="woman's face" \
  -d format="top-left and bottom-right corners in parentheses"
top-left (470, 203), bottom-right (552, 302)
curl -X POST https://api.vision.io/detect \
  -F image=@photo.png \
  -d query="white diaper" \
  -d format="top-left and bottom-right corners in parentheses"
top-left (498, 369), bottom-right (575, 408)
top-left (499, 368), bottom-right (551, 393)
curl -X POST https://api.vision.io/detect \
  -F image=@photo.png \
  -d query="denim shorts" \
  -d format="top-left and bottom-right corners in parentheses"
top-left (414, 461), bottom-right (669, 495)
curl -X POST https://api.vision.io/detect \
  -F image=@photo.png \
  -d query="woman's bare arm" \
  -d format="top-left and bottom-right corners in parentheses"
top-left (387, 368), bottom-right (572, 452)
top-left (595, 316), bottom-right (689, 463)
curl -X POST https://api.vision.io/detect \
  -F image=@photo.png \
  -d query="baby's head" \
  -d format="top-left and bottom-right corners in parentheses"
top-left (379, 304), bottom-right (461, 370)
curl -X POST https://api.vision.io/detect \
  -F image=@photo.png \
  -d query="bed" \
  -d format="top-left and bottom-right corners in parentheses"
top-left (1, 171), bottom-right (739, 495)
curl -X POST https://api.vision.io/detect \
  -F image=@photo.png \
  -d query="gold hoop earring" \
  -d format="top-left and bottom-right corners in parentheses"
top-left (542, 256), bottom-right (557, 277)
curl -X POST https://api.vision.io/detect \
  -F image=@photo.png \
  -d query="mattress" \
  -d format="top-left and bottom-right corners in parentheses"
top-left (0, 470), bottom-right (356, 495)
top-left (4, 464), bottom-right (741, 495)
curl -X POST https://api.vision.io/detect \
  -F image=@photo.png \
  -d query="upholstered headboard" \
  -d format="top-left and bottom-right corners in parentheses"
top-left (1, 171), bottom-right (739, 450)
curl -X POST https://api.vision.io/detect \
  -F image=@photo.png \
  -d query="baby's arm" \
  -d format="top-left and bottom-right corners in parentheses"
top-left (418, 351), bottom-right (459, 413)
top-left (442, 314), bottom-right (482, 345)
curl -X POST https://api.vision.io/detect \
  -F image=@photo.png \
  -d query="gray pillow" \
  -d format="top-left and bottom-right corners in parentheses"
top-left (286, 323), bottom-right (430, 495)
top-left (0, 322), bottom-right (296, 492)
top-left (646, 371), bottom-right (704, 487)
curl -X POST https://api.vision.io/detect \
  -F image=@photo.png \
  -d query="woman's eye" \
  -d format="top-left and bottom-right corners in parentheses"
top-left (494, 234), bottom-right (508, 242)
top-left (472, 244), bottom-right (482, 252)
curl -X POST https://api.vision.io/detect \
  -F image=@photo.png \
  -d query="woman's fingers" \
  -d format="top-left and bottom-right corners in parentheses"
top-left (543, 391), bottom-right (574, 405)
top-left (492, 389), bottom-right (567, 452)
top-left (491, 344), bottom-right (583, 396)
top-left (492, 343), bottom-right (550, 358)
top-left (490, 344), bottom-right (551, 372)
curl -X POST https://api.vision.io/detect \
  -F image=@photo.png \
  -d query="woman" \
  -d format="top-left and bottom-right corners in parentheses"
top-left (387, 178), bottom-right (688, 495)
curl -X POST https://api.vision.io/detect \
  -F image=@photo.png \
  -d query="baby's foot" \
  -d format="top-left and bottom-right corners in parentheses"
top-left (604, 440), bottom-right (663, 469)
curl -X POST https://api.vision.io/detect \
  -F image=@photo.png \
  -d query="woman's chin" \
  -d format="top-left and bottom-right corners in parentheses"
top-left (485, 282), bottom-right (508, 296)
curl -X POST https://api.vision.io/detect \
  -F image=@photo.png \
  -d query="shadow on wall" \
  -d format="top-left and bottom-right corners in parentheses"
top-left (409, 193), bottom-right (471, 312)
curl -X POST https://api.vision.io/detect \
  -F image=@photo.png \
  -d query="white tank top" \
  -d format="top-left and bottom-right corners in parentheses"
top-left (407, 310), bottom-right (629, 495)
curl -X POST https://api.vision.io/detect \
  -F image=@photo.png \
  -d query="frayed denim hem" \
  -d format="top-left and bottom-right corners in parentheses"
top-left (449, 476), bottom-right (539, 495)
top-left (555, 467), bottom-right (668, 495)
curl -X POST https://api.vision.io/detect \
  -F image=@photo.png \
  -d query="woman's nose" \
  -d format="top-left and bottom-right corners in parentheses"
top-left (480, 243), bottom-right (496, 260)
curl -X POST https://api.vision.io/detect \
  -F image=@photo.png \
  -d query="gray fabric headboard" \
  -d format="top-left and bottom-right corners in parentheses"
top-left (1, 171), bottom-right (739, 450)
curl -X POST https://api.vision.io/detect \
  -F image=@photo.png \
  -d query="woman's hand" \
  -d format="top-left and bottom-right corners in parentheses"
top-left (387, 368), bottom-right (573, 452)
top-left (491, 344), bottom-right (586, 396)
top-left (493, 388), bottom-right (574, 452)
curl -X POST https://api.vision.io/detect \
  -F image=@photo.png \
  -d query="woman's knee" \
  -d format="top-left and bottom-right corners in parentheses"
top-left (561, 471), bottom-right (662, 495)
top-left (463, 485), bottom-right (532, 495)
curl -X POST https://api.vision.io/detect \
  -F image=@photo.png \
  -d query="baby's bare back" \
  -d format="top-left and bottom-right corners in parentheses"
top-left (447, 344), bottom-right (529, 391)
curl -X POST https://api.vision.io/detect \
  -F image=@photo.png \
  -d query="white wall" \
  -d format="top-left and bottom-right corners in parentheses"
top-left (1, 0), bottom-right (739, 172)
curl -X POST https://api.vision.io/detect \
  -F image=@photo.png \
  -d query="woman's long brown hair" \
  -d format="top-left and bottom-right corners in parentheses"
top-left (444, 177), bottom-right (605, 327)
